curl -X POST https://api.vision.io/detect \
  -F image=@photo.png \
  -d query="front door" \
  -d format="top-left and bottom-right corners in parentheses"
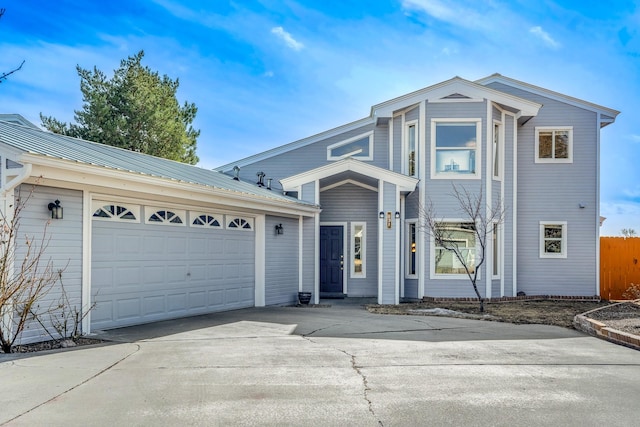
top-left (320, 226), bottom-right (344, 297)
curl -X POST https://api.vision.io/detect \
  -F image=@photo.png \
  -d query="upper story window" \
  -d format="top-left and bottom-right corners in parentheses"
top-left (535, 127), bottom-right (573, 163)
top-left (493, 122), bottom-right (502, 179)
top-left (405, 121), bottom-right (417, 177)
top-left (540, 221), bottom-right (567, 258)
top-left (431, 119), bottom-right (481, 179)
top-left (327, 131), bottom-right (373, 161)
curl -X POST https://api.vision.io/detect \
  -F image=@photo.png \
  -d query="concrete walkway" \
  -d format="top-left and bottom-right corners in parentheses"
top-left (2, 301), bottom-right (639, 426)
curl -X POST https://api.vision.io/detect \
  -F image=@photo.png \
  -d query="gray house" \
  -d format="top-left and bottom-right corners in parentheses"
top-left (216, 74), bottom-right (619, 304)
top-left (0, 73), bottom-right (619, 343)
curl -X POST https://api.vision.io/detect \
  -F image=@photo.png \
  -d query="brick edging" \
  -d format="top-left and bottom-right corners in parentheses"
top-left (422, 295), bottom-right (601, 303)
top-left (573, 304), bottom-right (640, 351)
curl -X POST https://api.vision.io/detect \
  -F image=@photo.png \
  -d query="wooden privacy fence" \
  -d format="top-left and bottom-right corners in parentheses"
top-left (600, 237), bottom-right (640, 300)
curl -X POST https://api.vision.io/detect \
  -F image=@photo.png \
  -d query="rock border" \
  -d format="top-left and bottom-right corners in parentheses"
top-left (573, 302), bottom-right (640, 351)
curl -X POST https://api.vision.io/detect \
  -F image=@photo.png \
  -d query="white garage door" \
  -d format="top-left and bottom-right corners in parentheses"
top-left (90, 203), bottom-right (255, 330)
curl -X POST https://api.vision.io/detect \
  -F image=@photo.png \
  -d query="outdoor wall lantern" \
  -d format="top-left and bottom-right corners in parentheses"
top-left (275, 223), bottom-right (284, 235)
top-left (395, 211), bottom-right (400, 219)
top-left (379, 211), bottom-right (384, 219)
top-left (48, 199), bottom-right (63, 219)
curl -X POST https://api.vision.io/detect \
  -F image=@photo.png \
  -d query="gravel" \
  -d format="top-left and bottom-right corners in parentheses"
top-left (585, 301), bottom-right (640, 335)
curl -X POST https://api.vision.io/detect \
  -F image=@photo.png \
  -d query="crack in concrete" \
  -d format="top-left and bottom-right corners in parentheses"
top-left (1, 343), bottom-right (141, 426)
top-left (303, 335), bottom-right (383, 426)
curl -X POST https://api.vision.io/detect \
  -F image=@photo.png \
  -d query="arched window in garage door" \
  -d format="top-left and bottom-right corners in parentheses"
top-left (145, 207), bottom-right (186, 225)
top-left (92, 201), bottom-right (140, 222)
top-left (227, 217), bottom-right (253, 231)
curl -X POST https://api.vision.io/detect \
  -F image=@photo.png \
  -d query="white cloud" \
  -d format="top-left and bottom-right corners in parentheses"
top-left (529, 26), bottom-right (560, 48)
top-left (271, 27), bottom-right (304, 51)
top-left (630, 134), bottom-right (640, 143)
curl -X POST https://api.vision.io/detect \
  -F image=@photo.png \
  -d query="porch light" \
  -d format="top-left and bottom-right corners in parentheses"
top-left (379, 211), bottom-right (384, 219)
top-left (395, 211), bottom-right (400, 219)
top-left (275, 224), bottom-right (284, 235)
top-left (47, 199), bottom-right (63, 220)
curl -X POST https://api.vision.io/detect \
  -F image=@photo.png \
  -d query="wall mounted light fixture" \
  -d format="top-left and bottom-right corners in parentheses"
top-left (48, 199), bottom-right (63, 219)
top-left (275, 224), bottom-right (284, 235)
top-left (379, 211), bottom-right (384, 219)
top-left (395, 211), bottom-right (400, 219)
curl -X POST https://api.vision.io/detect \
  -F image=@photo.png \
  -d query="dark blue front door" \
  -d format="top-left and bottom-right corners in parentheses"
top-left (320, 226), bottom-right (343, 296)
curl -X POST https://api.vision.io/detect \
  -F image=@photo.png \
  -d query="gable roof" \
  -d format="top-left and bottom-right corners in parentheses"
top-left (217, 74), bottom-right (543, 172)
top-left (475, 73), bottom-right (620, 127)
top-left (0, 117), bottom-right (318, 212)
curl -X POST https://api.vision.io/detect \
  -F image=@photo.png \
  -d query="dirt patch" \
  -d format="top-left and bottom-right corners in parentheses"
top-left (367, 300), bottom-right (614, 329)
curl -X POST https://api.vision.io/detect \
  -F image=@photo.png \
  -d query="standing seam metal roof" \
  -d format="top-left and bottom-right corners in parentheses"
top-left (0, 119), bottom-right (316, 207)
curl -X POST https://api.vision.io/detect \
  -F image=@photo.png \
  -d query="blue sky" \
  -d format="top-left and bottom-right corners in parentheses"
top-left (1, 0), bottom-right (639, 235)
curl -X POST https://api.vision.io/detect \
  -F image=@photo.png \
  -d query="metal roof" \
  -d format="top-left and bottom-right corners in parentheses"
top-left (0, 118), bottom-right (316, 208)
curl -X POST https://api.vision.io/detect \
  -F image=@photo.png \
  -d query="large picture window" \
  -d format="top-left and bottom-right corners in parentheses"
top-left (351, 222), bottom-right (366, 278)
top-left (433, 222), bottom-right (476, 275)
top-left (535, 127), bottom-right (573, 163)
top-left (432, 119), bottom-right (481, 178)
top-left (540, 221), bottom-right (567, 258)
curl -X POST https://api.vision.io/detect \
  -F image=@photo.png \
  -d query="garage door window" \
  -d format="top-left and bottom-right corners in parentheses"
top-left (191, 213), bottom-right (223, 228)
top-left (92, 202), bottom-right (140, 222)
top-left (146, 208), bottom-right (186, 226)
top-left (228, 217), bottom-right (253, 230)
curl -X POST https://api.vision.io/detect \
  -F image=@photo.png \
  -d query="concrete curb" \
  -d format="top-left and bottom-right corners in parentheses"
top-left (573, 302), bottom-right (640, 351)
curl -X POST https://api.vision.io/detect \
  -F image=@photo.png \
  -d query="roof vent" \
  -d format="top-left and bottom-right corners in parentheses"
top-left (256, 171), bottom-right (265, 187)
top-left (232, 166), bottom-right (240, 181)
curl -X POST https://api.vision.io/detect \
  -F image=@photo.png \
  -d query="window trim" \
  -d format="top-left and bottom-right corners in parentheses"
top-left (227, 216), bottom-right (254, 231)
top-left (539, 221), bottom-right (567, 258)
top-left (535, 126), bottom-right (573, 163)
top-left (430, 118), bottom-right (482, 179)
top-left (430, 219), bottom-right (479, 280)
top-left (91, 201), bottom-right (140, 222)
top-left (405, 220), bottom-right (418, 279)
top-left (350, 222), bottom-right (366, 278)
top-left (404, 120), bottom-right (418, 177)
top-left (190, 212), bottom-right (223, 228)
top-left (144, 206), bottom-right (186, 226)
top-left (327, 131), bottom-right (374, 161)
top-left (493, 120), bottom-right (503, 180)
top-left (492, 222), bottom-right (500, 279)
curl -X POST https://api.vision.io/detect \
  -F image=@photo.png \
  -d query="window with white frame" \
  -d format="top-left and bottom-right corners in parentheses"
top-left (493, 122), bottom-right (501, 179)
top-left (191, 212), bottom-right (222, 228)
top-left (432, 119), bottom-right (481, 178)
top-left (535, 127), bottom-right (573, 163)
top-left (540, 222), bottom-right (567, 258)
top-left (406, 221), bottom-right (418, 277)
top-left (327, 132), bottom-right (373, 161)
top-left (92, 202), bottom-right (140, 222)
top-left (227, 217), bottom-right (253, 230)
top-left (433, 222), bottom-right (476, 275)
top-left (351, 222), bottom-right (366, 277)
top-left (405, 121), bottom-right (417, 176)
top-left (146, 208), bottom-right (186, 225)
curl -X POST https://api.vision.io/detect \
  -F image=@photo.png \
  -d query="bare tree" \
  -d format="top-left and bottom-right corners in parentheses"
top-left (420, 185), bottom-right (505, 312)
top-left (0, 187), bottom-right (61, 353)
top-left (0, 8), bottom-right (26, 84)
top-left (621, 228), bottom-right (637, 238)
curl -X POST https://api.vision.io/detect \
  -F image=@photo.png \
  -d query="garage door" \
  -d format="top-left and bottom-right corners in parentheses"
top-left (90, 203), bottom-right (255, 330)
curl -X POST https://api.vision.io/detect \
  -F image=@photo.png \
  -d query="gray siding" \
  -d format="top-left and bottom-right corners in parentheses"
top-left (265, 215), bottom-right (299, 305)
top-left (320, 183), bottom-right (378, 296)
top-left (487, 82), bottom-right (599, 296)
top-left (14, 185), bottom-right (83, 344)
top-left (381, 182), bottom-right (397, 303)
top-left (392, 116), bottom-right (402, 173)
top-left (404, 279), bottom-right (419, 300)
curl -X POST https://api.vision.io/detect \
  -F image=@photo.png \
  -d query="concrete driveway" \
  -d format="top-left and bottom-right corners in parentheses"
top-left (2, 301), bottom-right (639, 426)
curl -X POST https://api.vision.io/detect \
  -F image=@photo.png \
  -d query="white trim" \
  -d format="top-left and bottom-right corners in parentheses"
top-left (418, 100), bottom-right (426, 299)
top-left (510, 112), bottom-right (518, 297)
top-left (320, 179), bottom-right (378, 193)
top-left (281, 157), bottom-right (418, 192)
top-left (499, 111), bottom-right (506, 297)
top-left (430, 220), bottom-right (480, 280)
top-left (327, 131), bottom-right (374, 161)
top-left (314, 181), bottom-right (320, 304)
top-left (298, 216), bottom-right (303, 292)
top-left (430, 118), bottom-right (482, 180)
top-left (144, 206), bottom-right (187, 226)
top-left (492, 222), bottom-right (501, 280)
top-left (377, 180), bottom-right (384, 304)
top-left (535, 126), bottom-right (573, 163)
top-left (428, 98), bottom-right (485, 104)
top-left (388, 118), bottom-right (394, 170)
top-left (255, 215), bottom-right (266, 306)
top-left (539, 221), bottom-right (568, 258)
top-left (404, 119), bottom-right (418, 177)
top-left (492, 120), bottom-right (503, 181)
top-left (350, 222), bottom-right (366, 279)
top-left (595, 114), bottom-right (601, 296)
top-left (82, 190), bottom-right (92, 334)
top-left (400, 196), bottom-right (406, 297)
top-left (485, 101), bottom-right (492, 299)
top-left (405, 218), bottom-right (419, 279)
top-left (395, 187), bottom-right (401, 305)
